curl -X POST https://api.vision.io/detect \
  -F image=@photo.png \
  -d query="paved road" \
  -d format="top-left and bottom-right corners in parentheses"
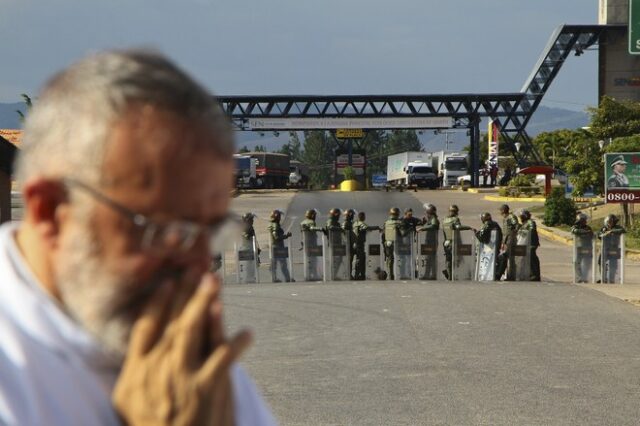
top-left (225, 189), bottom-right (640, 425)
top-left (226, 281), bottom-right (640, 425)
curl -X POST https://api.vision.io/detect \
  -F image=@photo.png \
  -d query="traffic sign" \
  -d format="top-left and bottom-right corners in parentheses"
top-left (336, 128), bottom-right (365, 139)
top-left (630, 0), bottom-right (640, 54)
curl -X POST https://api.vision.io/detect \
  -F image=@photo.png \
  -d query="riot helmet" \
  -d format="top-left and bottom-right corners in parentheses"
top-left (576, 212), bottom-right (588, 224)
top-left (270, 209), bottom-right (283, 222)
top-left (499, 204), bottom-right (510, 215)
top-left (344, 209), bottom-right (356, 220)
top-left (305, 209), bottom-right (317, 220)
top-left (518, 209), bottom-right (531, 221)
top-left (480, 212), bottom-right (492, 223)
top-left (389, 207), bottom-right (400, 218)
top-left (604, 214), bottom-right (619, 228)
top-left (424, 203), bottom-right (437, 215)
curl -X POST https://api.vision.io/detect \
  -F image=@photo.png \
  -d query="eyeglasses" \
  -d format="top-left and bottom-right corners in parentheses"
top-left (64, 178), bottom-right (241, 256)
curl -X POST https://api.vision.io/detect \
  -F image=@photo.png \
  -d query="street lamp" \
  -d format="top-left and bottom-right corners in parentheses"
top-left (514, 142), bottom-right (521, 152)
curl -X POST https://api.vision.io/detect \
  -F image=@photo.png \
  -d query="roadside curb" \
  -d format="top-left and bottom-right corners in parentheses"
top-left (484, 195), bottom-right (546, 203)
top-left (535, 218), bottom-right (640, 261)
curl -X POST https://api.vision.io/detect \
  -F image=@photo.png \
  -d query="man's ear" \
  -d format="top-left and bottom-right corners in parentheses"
top-left (21, 178), bottom-right (70, 248)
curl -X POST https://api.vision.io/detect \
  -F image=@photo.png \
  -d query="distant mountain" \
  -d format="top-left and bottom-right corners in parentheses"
top-left (0, 103), bottom-right (26, 129)
top-left (527, 105), bottom-right (589, 135)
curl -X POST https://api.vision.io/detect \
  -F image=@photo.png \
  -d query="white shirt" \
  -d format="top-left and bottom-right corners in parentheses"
top-left (0, 223), bottom-right (277, 426)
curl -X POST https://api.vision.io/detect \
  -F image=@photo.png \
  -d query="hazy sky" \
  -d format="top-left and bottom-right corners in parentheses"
top-left (1, 0), bottom-right (598, 111)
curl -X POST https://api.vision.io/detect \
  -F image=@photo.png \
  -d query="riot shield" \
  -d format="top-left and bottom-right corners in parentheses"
top-left (326, 228), bottom-right (350, 281)
top-left (302, 230), bottom-right (325, 282)
top-left (234, 236), bottom-right (260, 284)
top-left (573, 233), bottom-right (595, 283)
top-left (364, 232), bottom-right (384, 280)
top-left (600, 233), bottom-right (625, 284)
top-left (417, 229), bottom-right (439, 280)
top-left (475, 230), bottom-right (498, 281)
top-left (451, 229), bottom-right (475, 281)
top-left (270, 243), bottom-right (293, 283)
top-left (394, 229), bottom-right (415, 280)
top-left (514, 229), bottom-right (531, 281)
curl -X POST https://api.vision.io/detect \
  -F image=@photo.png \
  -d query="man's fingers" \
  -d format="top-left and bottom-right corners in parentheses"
top-left (128, 280), bottom-right (174, 356)
top-left (197, 330), bottom-right (252, 386)
top-left (170, 267), bottom-right (202, 320)
top-left (175, 274), bottom-right (219, 368)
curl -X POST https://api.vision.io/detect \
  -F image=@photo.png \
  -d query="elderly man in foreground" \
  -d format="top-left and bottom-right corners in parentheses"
top-left (0, 49), bottom-right (276, 425)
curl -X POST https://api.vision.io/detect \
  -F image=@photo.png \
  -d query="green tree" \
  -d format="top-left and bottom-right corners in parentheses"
top-left (254, 144), bottom-right (267, 152)
top-left (302, 131), bottom-right (335, 188)
top-left (15, 93), bottom-right (33, 123)
top-left (238, 145), bottom-right (250, 153)
top-left (385, 130), bottom-right (421, 154)
top-left (588, 96), bottom-right (640, 140)
top-left (287, 131), bottom-right (303, 161)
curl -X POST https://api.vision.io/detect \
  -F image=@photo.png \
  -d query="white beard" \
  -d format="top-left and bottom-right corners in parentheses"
top-left (55, 224), bottom-right (136, 363)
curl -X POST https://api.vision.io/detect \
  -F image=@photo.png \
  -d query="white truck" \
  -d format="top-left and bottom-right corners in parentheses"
top-left (432, 151), bottom-right (469, 187)
top-left (233, 154), bottom-right (257, 188)
top-left (386, 151), bottom-right (438, 190)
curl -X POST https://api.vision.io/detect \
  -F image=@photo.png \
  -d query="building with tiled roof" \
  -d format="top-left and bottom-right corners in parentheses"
top-left (0, 129), bottom-right (22, 148)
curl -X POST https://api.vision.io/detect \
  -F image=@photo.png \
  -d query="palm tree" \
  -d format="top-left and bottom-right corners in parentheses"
top-left (15, 93), bottom-right (33, 123)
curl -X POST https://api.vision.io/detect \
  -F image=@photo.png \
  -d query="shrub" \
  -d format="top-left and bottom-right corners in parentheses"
top-left (342, 166), bottom-right (355, 180)
top-left (543, 187), bottom-right (576, 226)
top-left (508, 174), bottom-right (535, 187)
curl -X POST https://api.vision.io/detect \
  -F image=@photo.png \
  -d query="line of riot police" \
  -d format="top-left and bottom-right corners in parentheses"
top-left (228, 204), bottom-right (625, 284)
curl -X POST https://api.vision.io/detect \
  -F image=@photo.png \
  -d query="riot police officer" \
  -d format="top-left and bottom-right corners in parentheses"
top-left (353, 211), bottom-right (381, 280)
top-left (301, 209), bottom-right (323, 234)
top-left (417, 204), bottom-right (440, 280)
top-left (571, 213), bottom-right (594, 283)
top-left (598, 214), bottom-right (626, 283)
top-left (343, 209), bottom-right (357, 279)
top-left (300, 209), bottom-right (324, 280)
top-left (496, 204), bottom-right (519, 281)
top-left (442, 204), bottom-right (471, 280)
top-left (242, 212), bottom-right (260, 259)
top-left (268, 209), bottom-right (293, 282)
top-left (382, 207), bottom-right (403, 280)
top-left (326, 208), bottom-right (346, 279)
top-left (474, 212), bottom-right (503, 280)
top-left (518, 209), bottom-right (540, 281)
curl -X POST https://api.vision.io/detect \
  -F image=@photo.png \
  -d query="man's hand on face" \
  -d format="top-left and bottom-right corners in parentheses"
top-left (113, 272), bottom-right (252, 426)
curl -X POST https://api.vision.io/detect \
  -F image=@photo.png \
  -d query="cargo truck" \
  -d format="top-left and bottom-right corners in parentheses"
top-left (246, 152), bottom-right (290, 189)
top-left (386, 151), bottom-right (438, 190)
top-left (233, 154), bottom-right (257, 188)
top-left (432, 151), bottom-right (469, 187)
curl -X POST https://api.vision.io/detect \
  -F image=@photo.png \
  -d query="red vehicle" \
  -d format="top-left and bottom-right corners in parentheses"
top-left (247, 152), bottom-right (290, 189)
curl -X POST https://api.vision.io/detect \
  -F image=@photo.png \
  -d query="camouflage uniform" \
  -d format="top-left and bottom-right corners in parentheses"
top-left (496, 212), bottom-right (519, 280)
top-left (268, 220), bottom-right (292, 282)
top-left (571, 221), bottom-right (594, 283)
top-left (300, 217), bottom-right (324, 281)
top-left (343, 216), bottom-right (357, 279)
top-left (353, 219), bottom-right (380, 280)
top-left (475, 219), bottom-right (502, 280)
top-left (382, 216), bottom-right (403, 280)
top-left (598, 223), bottom-right (626, 283)
top-left (442, 214), bottom-right (471, 280)
top-left (417, 214), bottom-right (440, 280)
top-left (520, 218), bottom-right (540, 281)
top-left (326, 216), bottom-right (346, 279)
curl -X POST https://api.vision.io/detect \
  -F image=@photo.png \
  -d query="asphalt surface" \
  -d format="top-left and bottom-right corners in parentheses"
top-left (224, 189), bottom-right (640, 425)
top-left (226, 280), bottom-right (640, 425)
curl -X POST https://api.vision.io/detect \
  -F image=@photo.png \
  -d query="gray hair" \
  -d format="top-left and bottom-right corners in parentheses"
top-left (15, 48), bottom-right (234, 185)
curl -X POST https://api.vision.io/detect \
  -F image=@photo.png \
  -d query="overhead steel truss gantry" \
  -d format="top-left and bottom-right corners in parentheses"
top-left (218, 24), bottom-right (617, 187)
